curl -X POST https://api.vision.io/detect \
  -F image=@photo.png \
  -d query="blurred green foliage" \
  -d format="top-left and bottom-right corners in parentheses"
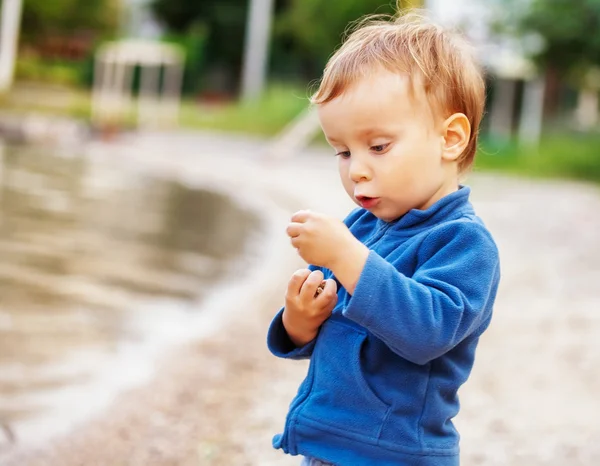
top-left (15, 56), bottom-right (82, 86)
top-left (518, 0), bottom-right (600, 83)
top-left (477, 135), bottom-right (600, 184)
top-left (16, 0), bottom-right (118, 88)
top-left (21, 0), bottom-right (119, 42)
top-left (161, 25), bottom-right (209, 94)
top-left (150, 0), bottom-right (404, 92)
top-left (15, 0), bottom-right (416, 93)
top-left (274, 0), bottom-right (397, 77)
top-left (150, 0), bottom-right (248, 91)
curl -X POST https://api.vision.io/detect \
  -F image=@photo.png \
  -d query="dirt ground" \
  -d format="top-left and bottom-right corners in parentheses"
top-left (1, 134), bottom-right (599, 465)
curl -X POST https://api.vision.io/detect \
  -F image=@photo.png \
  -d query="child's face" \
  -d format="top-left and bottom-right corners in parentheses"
top-left (318, 69), bottom-right (461, 222)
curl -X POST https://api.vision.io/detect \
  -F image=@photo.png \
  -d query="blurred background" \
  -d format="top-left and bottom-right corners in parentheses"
top-left (0, 0), bottom-right (599, 465)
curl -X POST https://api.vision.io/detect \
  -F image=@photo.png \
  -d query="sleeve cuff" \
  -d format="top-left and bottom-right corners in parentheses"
top-left (267, 308), bottom-right (317, 360)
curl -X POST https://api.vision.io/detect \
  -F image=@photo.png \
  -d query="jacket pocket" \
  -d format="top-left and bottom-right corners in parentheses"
top-left (299, 318), bottom-right (390, 440)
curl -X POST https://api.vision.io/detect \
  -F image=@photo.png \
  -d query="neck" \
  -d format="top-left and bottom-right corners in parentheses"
top-left (419, 162), bottom-right (459, 210)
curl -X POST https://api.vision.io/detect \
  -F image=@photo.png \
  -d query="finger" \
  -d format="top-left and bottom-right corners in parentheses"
top-left (314, 280), bottom-right (326, 297)
top-left (315, 278), bottom-right (338, 304)
top-left (290, 236), bottom-right (301, 250)
top-left (291, 210), bottom-right (311, 223)
top-left (286, 222), bottom-right (303, 238)
top-left (299, 270), bottom-right (324, 301)
top-left (286, 269), bottom-right (311, 297)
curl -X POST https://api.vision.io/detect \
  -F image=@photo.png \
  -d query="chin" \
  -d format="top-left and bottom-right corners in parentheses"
top-left (377, 209), bottom-right (408, 223)
top-left (374, 212), bottom-right (398, 222)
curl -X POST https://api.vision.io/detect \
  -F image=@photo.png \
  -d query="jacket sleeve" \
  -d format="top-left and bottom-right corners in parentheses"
top-left (266, 307), bottom-right (318, 360)
top-left (266, 208), bottom-right (365, 360)
top-left (343, 221), bottom-right (500, 365)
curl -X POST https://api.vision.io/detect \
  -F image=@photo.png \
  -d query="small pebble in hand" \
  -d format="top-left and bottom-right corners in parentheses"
top-left (315, 280), bottom-right (326, 297)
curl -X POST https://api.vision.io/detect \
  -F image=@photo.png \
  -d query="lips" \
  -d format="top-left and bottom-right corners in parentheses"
top-left (355, 195), bottom-right (380, 209)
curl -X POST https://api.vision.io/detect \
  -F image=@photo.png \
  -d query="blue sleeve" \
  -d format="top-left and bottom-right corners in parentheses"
top-left (266, 209), bottom-right (363, 360)
top-left (343, 222), bottom-right (500, 365)
top-left (267, 308), bottom-right (318, 360)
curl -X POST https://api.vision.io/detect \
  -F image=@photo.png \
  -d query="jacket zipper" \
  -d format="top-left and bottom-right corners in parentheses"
top-left (364, 222), bottom-right (392, 249)
top-left (282, 222), bottom-right (393, 452)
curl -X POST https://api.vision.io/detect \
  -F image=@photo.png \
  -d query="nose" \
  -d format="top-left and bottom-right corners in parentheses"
top-left (349, 155), bottom-right (371, 183)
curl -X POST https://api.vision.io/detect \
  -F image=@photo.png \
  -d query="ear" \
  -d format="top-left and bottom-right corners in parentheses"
top-left (441, 113), bottom-right (471, 162)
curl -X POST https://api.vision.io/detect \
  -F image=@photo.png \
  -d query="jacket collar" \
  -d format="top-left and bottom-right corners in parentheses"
top-left (375, 186), bottom-right (473, 234)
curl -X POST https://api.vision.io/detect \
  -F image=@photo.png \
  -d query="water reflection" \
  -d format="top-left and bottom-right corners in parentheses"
top-left (0, 145), bottom-right (259, 441)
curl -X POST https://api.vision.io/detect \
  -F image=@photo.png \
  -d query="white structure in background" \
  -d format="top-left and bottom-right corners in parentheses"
top-left (122, 0), bottom-right (163, 39)
top-left (0, 0), bottom-right (24, 93)
top-left (575, 68), bottom-right (600, 130)
top-left (91, 40), bottom-right (185, 129)
top-left (241, 0), bottom-right (276, 101)
top-left (0, 139), bottom-right (4, 208)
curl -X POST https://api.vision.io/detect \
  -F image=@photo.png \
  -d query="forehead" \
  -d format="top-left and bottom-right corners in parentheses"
top-left (317, 70), bottom-right (433, 136)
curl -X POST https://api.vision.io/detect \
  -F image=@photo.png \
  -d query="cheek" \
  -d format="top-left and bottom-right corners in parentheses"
top-left (338, 162), bottom-right (352, 187)
top-left (385, 147), bottom-right (419, 177)
top-left (405, 136), bottom-right (443, 170)
top-left (384, 147), bottom-right (431, 187)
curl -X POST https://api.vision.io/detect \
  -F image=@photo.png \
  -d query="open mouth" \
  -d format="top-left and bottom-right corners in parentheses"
top-left (355, 195), bottom-right (380, 209)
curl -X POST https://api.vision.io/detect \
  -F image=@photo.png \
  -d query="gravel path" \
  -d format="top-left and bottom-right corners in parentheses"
top-left (1, 133), bottom-right (599, 465)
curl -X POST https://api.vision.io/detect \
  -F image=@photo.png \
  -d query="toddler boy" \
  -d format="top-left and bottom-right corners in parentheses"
top-left (267, 11), bottom-right (501, 466)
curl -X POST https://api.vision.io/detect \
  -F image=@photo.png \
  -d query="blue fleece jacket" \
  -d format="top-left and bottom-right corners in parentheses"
top-left (267, 186), bottom-right (500, 465)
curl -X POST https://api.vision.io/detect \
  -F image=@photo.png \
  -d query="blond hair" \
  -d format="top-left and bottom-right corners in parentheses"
top-left (312, 11), bottom-right (485, 172)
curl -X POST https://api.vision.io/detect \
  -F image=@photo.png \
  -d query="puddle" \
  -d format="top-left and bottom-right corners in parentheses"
top-left (0, 144), bottom-right (261, 447)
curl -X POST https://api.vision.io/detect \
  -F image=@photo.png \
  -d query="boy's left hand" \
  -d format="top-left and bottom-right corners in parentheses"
top-left (286, 210), bottom-right (363, 269)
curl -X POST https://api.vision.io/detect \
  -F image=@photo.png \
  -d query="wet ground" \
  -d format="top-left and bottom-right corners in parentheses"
top-left (0, 143), bottom-right (260, 447)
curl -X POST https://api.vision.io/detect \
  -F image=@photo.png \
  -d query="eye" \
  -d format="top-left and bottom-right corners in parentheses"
top-left (371, 143), bottom-right (389, 153)
top-left (336, 150), bottom-right (351, 159)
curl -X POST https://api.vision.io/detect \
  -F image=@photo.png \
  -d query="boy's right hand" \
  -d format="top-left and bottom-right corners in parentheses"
top-left (282, 269), bottom-right (337, 348)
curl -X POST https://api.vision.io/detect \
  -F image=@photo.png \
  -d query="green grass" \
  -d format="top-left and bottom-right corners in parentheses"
top-left (15, 56), bottom-right (87, 87)
top-left (476, 135), bottom-right (600, 185)
top-left (179, 84), bottom-right (310, 136)
top-left (0, 83), bottom-right (92, 119)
